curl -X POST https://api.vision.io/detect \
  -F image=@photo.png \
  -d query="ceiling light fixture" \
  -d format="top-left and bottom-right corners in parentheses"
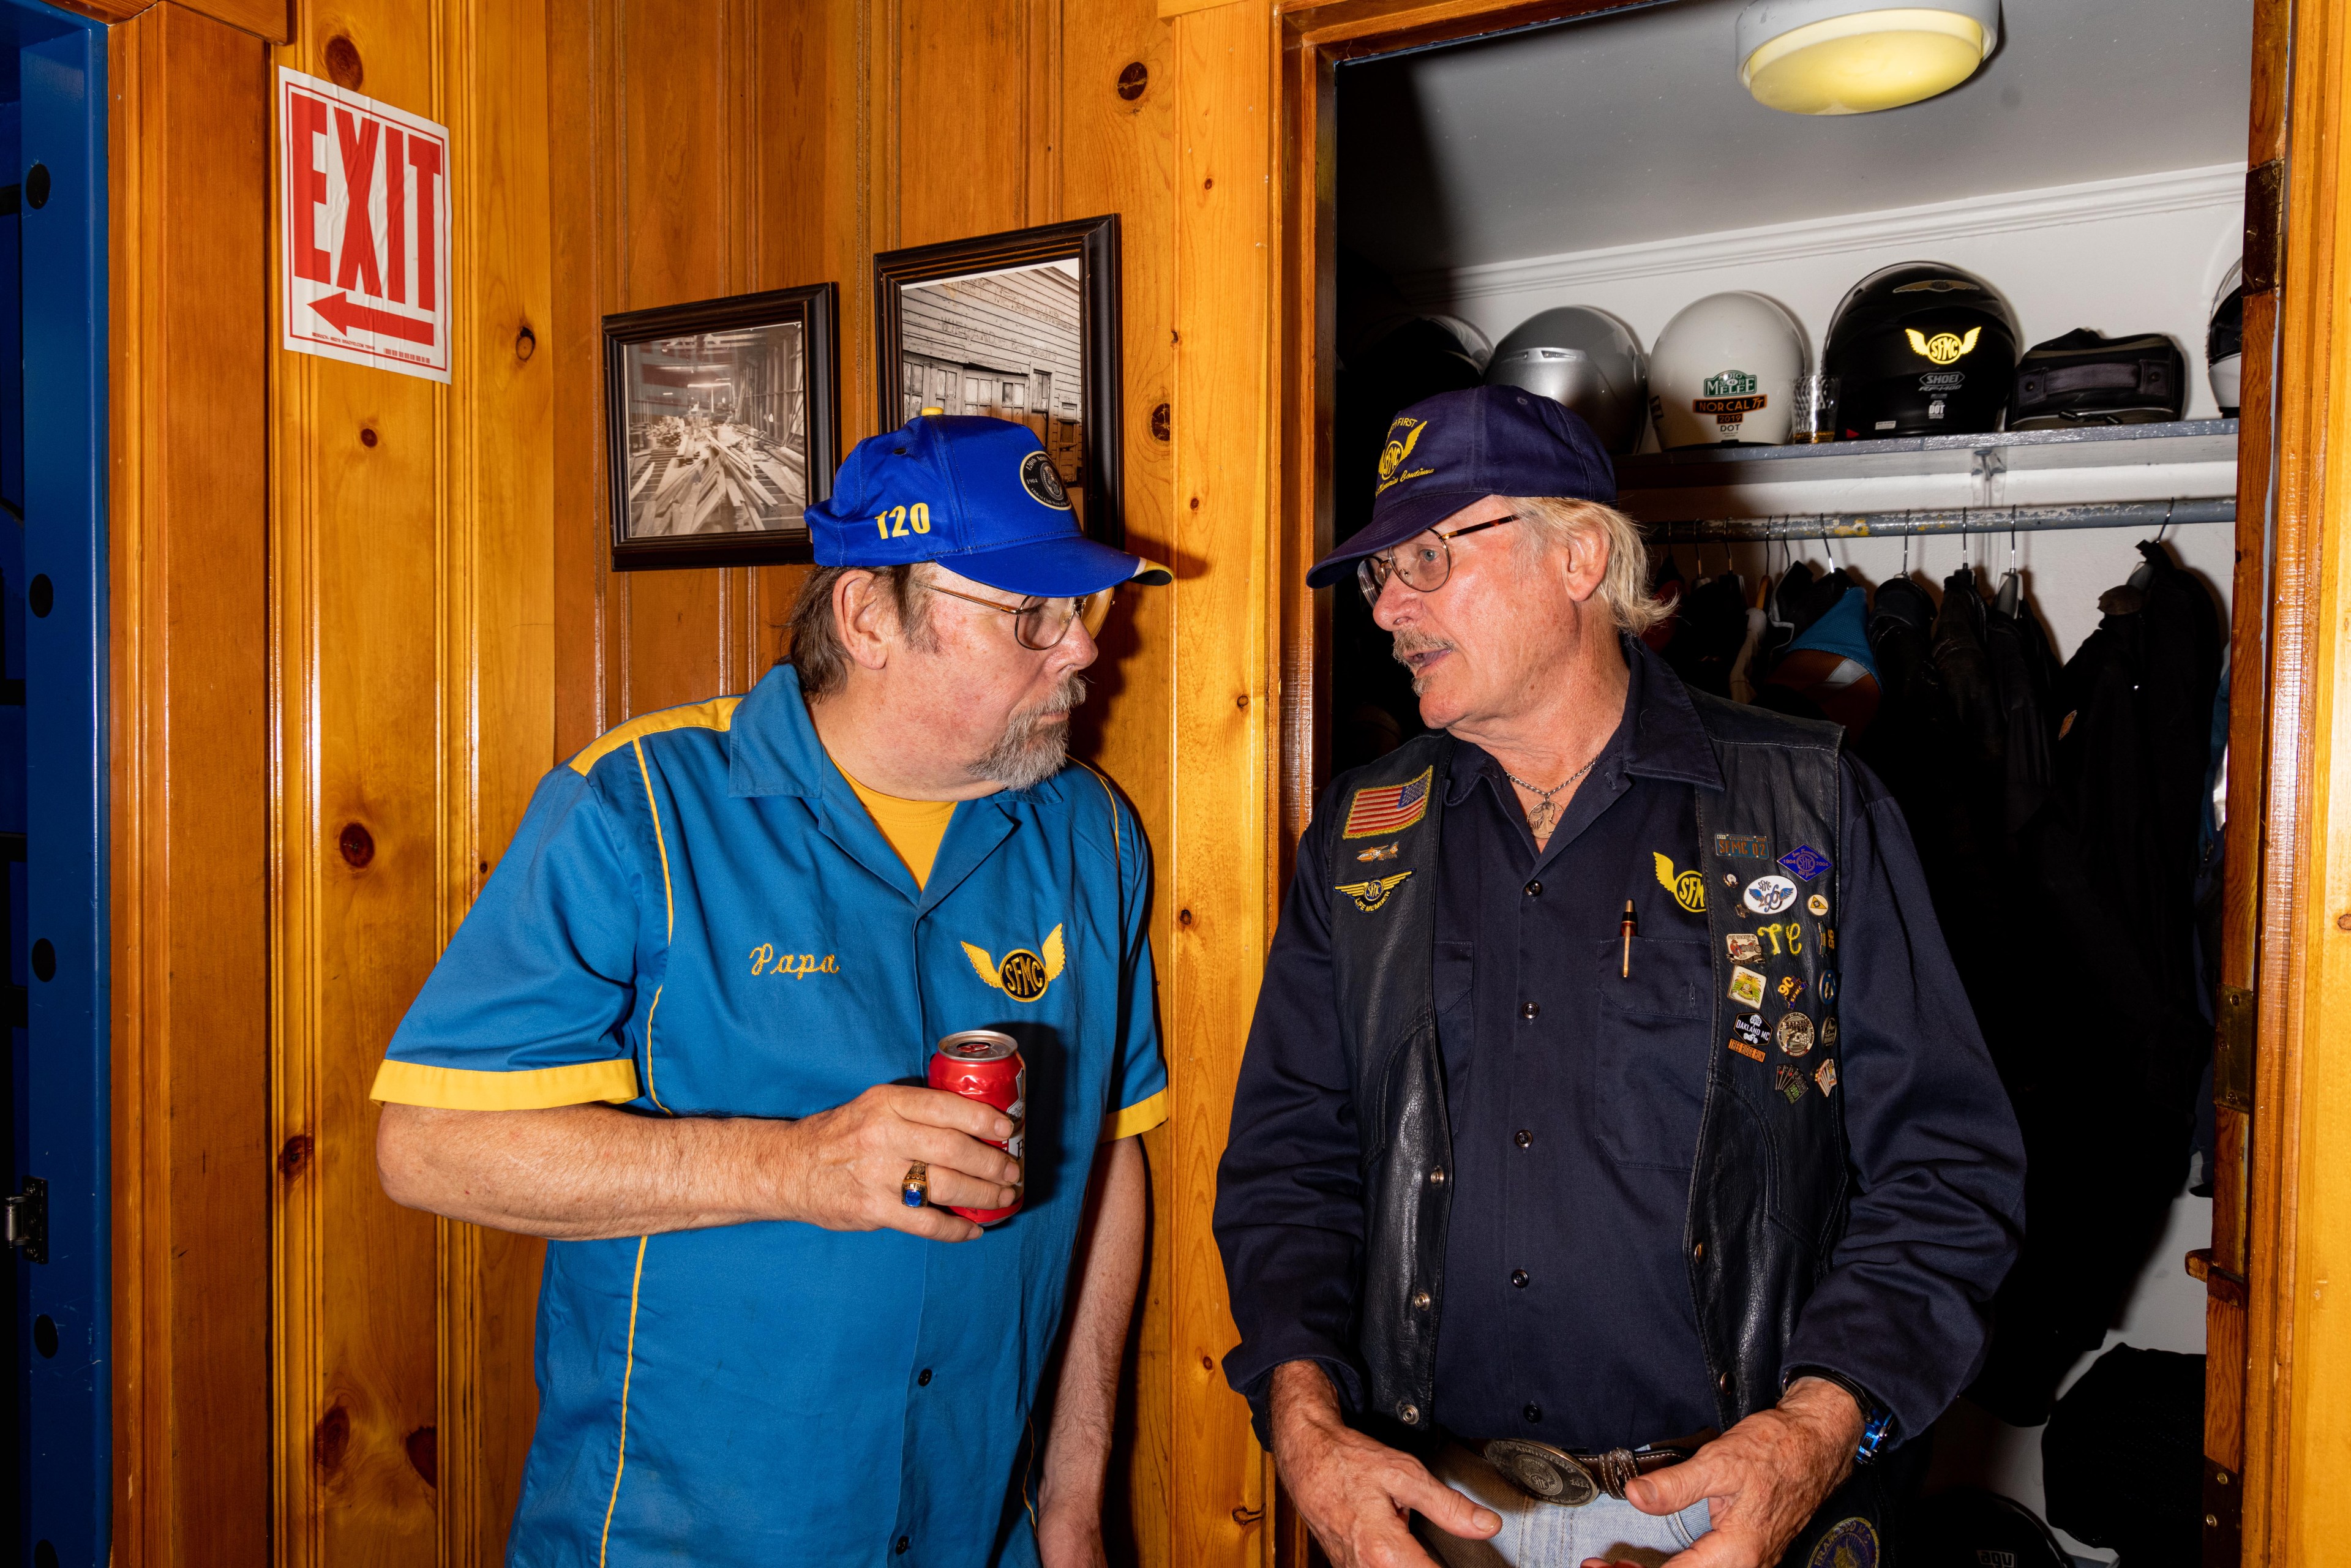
top-left (1737, 1), bottom-right (1999, 116)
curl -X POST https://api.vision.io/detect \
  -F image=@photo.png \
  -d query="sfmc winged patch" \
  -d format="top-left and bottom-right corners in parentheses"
top-left (1335, 871), bottom-right (1414, 912)
top-left (1341, 768), bottom-right (1431, 839)
top-left (962, 923), bottom-right (1067, 1002)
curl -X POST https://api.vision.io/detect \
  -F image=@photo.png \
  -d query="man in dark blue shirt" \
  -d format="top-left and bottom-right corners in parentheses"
top-left (1215, 387), bottom-right (2024, 1568)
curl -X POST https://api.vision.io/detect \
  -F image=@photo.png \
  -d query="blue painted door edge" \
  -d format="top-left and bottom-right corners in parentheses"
top-left (15, 4), bottom-right (109, 1566)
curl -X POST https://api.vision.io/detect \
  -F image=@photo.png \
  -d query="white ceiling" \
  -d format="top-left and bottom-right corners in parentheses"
top-left (1337, 0), bottom-right (2256, 278)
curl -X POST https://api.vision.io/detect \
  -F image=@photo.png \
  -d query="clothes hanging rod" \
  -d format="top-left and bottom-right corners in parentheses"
top-left (1646, 497), bottom-right (2235, 543)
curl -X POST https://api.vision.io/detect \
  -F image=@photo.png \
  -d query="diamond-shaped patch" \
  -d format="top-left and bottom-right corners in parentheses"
top-left (1778, 844), bottom-right (1831, 882)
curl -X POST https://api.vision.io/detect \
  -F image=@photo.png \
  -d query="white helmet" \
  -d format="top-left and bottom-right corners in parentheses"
top-left (1649, 291), bottom-right (1811, 448)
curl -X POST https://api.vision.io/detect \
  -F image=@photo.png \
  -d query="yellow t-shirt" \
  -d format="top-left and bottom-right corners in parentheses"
top-left (841, 768), bottom-right (959, 889)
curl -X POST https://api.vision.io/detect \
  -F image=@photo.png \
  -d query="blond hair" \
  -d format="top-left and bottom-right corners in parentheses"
top-left (1504, 495), bottom-right (1666, 638)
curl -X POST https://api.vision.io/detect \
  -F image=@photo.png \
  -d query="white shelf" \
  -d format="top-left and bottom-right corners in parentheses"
top-left (1615, 419), bottom-right (2238, 491)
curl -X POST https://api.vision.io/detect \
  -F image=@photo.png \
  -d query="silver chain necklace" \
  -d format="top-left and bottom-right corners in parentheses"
top-left (1504, 754), bottom-right (1600, 841)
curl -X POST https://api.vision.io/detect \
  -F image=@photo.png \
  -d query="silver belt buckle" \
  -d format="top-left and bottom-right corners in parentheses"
top-left (1479, 1439), bottom-right (1599, 1507)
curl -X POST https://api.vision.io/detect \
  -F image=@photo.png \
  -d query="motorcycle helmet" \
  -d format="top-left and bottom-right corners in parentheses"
top-left (1824, 261), bottom-right (2021, 438)
top-left (1648, 292), bottom-right (1810, 448)
top-left (2209, 260), bottom-right (2243, 416)
top-left (1486, 306), bottom-right (1650, 455)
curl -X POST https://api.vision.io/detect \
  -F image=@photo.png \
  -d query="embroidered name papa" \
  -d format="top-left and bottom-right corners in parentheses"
top-left (750, 946), bottom-right (838, 978)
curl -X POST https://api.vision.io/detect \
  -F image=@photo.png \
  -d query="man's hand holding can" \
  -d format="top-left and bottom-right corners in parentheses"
top-left (768, 1081), bottom-right (1022, 1242)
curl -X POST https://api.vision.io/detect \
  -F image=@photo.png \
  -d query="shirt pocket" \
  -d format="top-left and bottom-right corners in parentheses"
top-left (1590, 934), bottom-right (1711, 1170)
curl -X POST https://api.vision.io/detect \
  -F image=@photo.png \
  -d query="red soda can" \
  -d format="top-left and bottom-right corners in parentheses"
top-left (928, 1030), bottom-right (1025, 1225)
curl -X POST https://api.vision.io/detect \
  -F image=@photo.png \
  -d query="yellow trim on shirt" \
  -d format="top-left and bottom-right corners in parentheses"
top-left (840, 769), bottom-right (959, 889)
top-left (598, 1234), bottom-right (651, 1566)
top-left (369, 1056), bottom-right (641, 1110)
top-left (566, 695), bottom-right (743, 776)
top-left (1101, 1087), bottom-right (1169, 1142)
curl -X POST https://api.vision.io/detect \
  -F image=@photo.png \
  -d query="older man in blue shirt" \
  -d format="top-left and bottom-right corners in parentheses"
top-left (373, 416), bottom-right (1170, 1568)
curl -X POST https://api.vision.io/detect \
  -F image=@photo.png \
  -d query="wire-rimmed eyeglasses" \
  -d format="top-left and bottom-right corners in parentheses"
top-left (1355, 514), bottom-right (1520, 609)
top-left (928, 583), bottom-right (1115, 651)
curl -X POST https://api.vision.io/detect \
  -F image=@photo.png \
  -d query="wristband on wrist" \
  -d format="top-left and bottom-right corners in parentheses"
top-left (1784, 1365), bottom-right (1894, 1464)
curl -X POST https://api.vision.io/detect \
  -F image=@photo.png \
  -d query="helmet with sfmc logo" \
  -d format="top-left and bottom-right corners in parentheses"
top-left (1824, 261), bottom-right (2021, 439)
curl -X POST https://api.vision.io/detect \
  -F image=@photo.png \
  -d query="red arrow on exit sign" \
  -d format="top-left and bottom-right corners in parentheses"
top-left (309, 291), bottom-right (438, 346)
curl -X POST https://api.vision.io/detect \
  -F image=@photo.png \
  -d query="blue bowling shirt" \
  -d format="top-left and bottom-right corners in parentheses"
top-left (373, 664), bottom-right (1168, 1567)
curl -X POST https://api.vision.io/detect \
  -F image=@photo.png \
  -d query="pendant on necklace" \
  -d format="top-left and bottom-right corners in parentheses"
top-left (1528, 800), bottom-right (1559, 840)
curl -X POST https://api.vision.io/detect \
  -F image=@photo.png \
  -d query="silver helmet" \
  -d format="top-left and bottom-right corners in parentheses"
top-left (1485, 306), bottom-right (1650, 455)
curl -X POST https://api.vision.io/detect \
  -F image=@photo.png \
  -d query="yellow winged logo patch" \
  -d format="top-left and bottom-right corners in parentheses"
top-left (1905, 326), bottom-right (1982, 366)
top-left (1653, 852), bottom-right (1708, 914)
top-left (1376, 417), bottom-right (1435, 494)
top-left (1335, 871), bottom-right (1414, 913)
top-left (962, 923), bottom-right (1067, 1003)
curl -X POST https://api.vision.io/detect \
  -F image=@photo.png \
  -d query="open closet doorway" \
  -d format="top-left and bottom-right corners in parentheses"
top-left (1282, 1), bottom-right (2271, 1562)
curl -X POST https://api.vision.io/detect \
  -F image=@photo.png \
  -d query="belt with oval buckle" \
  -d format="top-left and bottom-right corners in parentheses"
top-left (1477, 1430), bottom-right (1716, 1507)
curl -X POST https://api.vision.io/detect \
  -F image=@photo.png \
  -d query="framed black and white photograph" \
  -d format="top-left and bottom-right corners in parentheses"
top-left (875, 215), bottom-right (1123, 547)
top-left (603, 282), bottom-right (839, 571)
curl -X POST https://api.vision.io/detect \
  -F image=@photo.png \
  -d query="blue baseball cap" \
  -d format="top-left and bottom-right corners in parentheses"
top-left (804, 415), bottom-right (1169, 597)
top-left (1306, 384), bottom-right (1618, 588)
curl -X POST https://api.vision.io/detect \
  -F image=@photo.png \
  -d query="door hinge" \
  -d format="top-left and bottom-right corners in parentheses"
top-left (2205, 1456), bottom-right (2243, 1567)
top-left (2245, 159), bottom-right (2285, 293)
top-left (4, 1176), bottom-right (47, 1264)
top-left (2216, 985), bottom-right (2255, 1112)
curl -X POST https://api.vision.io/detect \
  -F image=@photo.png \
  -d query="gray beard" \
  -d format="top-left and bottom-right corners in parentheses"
top-left (975, 674), bottom-right (1090, 791)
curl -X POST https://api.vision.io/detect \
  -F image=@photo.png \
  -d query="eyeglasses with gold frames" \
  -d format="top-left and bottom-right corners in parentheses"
top-left (927, 583), bottom-right (1115, 651)
top-left (1355, 514), bottom-right (1520, 609)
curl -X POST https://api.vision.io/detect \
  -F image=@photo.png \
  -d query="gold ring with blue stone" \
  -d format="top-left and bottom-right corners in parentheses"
top-left (901, 1161), bottom-right (929, 1208)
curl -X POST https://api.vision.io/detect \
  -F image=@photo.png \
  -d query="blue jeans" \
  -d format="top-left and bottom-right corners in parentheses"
top-left (1412, 1444), bottom-right (1713, 1568)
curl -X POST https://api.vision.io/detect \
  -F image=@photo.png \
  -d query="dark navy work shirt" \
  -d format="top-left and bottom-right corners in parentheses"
top-left (1215, 641), bottom-right (2025, 1450)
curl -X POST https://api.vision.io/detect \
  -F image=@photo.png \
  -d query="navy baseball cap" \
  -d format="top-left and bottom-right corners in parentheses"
top-left (805, 415), bottom-right (1169, 597)
top-left (1305, 384), bottom-right (1618, 588)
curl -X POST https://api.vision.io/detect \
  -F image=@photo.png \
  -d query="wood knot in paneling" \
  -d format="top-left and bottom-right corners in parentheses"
top-left (1117, 62), bottom-right (1149, 101)
top-left (277, 1133), bottom-right (313, 1179)
top-left (313, 1401), bottom-right (351, 1478)
top-left (405, 1425), bottom-right (437, 1487)
top-left (324, 35), bottom-right (363, 90)
top-left (338, 822), bottom-right (375, 868)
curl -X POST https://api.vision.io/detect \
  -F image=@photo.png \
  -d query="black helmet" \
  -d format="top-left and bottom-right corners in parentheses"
top-left (1824, 263), bottom-right (2022, 439)
top-left (2208, 261), bottom-right (2244, 416)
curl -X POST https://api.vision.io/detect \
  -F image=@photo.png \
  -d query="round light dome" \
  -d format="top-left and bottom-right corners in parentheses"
top-left (1737, 1), bottom-right (1999, 116)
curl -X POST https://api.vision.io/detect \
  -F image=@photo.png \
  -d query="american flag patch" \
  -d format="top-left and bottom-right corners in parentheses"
top-left (1341, 768), bottom-right (1432, 839)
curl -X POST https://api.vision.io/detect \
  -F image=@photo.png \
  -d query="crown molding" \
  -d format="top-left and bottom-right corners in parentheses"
top-left (1399, 163), bottom-right (2249, 307)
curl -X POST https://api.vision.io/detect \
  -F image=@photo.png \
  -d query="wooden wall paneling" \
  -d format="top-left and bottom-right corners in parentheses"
top-left (108, 6), bottom-right (274, 1563)
top-left (896, 0), bottom-right (1030, 249)
top-left (1057, 0), bottom-right (1178, 1559)
top-left (547, 0), bottom-right (606, 755)
top-left (1168, 4), bottom-right (1277, 1562)
top-left (2241, 0), bottom-right (2351, 1558)
top-left (439, 0), bottom-right (559, 1556)
top-left (272, 0), bottom-right (558, 1562)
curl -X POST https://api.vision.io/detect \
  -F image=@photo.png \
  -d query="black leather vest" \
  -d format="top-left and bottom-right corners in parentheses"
top-left (1326, 690), bottom-right (1850, 1437)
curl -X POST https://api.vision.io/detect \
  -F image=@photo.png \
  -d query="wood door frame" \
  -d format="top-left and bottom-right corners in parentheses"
top-left (1266, 1), bottom-right (2322, 1562)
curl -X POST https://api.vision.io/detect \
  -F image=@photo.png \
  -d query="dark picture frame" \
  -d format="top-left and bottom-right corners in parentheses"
top-left (603, 282), bottom-right (840, 571)
top-left (874, 214), bottom-right (1125, 548)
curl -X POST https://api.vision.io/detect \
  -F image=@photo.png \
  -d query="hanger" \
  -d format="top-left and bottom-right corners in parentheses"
top-left (1995, 522), bottom-right (2023, 616)
top-left (2128, 501), bottom-right (2174, 590)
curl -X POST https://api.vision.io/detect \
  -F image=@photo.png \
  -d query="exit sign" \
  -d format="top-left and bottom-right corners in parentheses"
top-left (277, 68), bottom-right (451, 382)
